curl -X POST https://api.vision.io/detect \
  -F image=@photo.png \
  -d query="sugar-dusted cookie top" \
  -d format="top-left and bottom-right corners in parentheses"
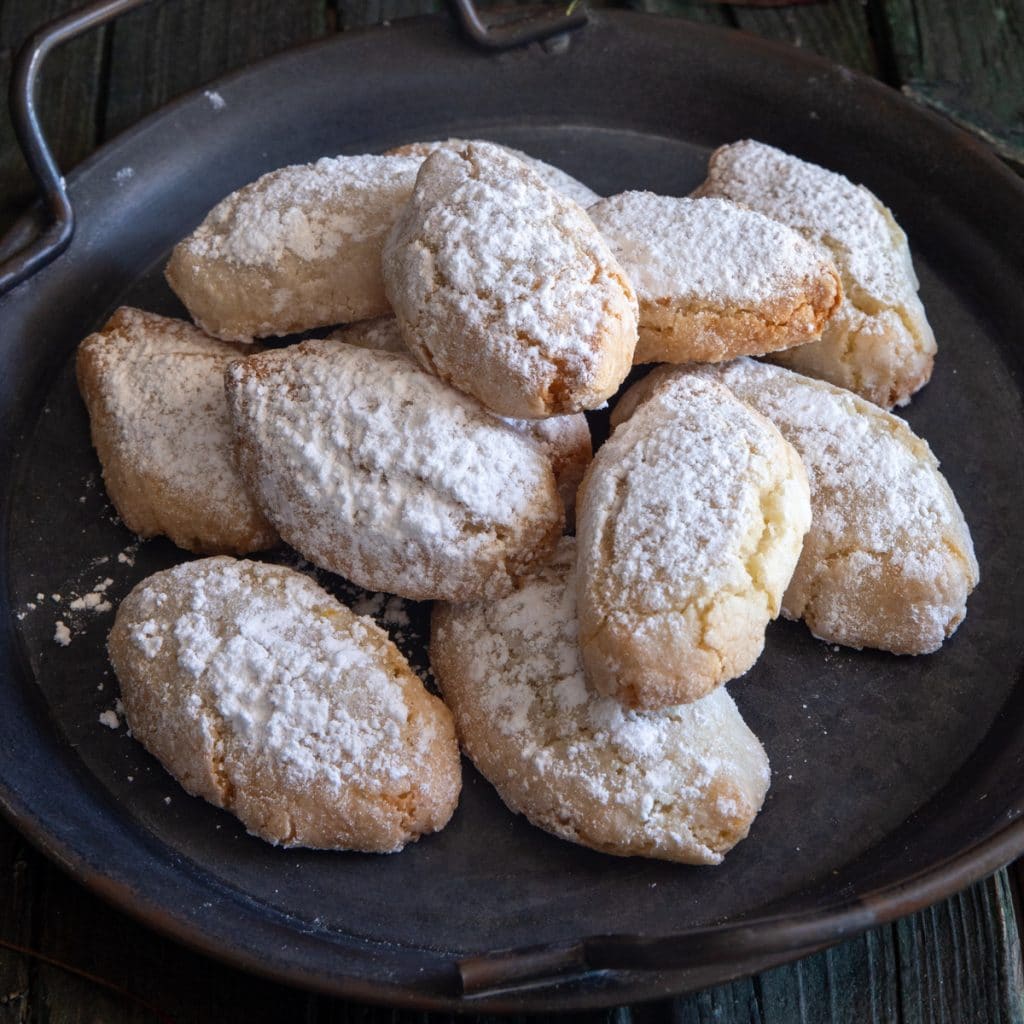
top-left (382, 141), bottom-right (638, 418)
top-left (165, 153), bottom-right (422, 341)
top-left (110, 557), bottom-right (460, 851)
top-left (329, 317), bottom-right (593, 519)
top-left (387, 138), bottom-right (600, 208)
top-left (695, 140), bottom-right (935, 407)
top-left (660, 360), bottom-right (978, 655)
top-left (226, 339), bottom-right (563, 601)
top-left (76, 307), bottom-right (277, 555)
top-left (589, 192), bottom-right (841, 363)
top-left (577, 374), bottom-right (811, 709)
top-left (431, 538), bottom-right (770, 864)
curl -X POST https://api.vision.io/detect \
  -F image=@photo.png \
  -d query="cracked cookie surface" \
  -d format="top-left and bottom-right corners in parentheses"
top-left (694, 140), bottom-right (936, 408)
top-left (109, 557), bottom-right (461, 851)
top-left (165, 153), bottom-right (422, 342)
top-left (624, 361), bottom-right (978, 655)
top-left (386, 137), bottom-right (600, 208)
top-left (431, 537), bottom-right (770, 864)
top-left (329, 317), bottom-right (593, 520)
top-left (226, 338), bottom-right (563, 601)
top-left (76, 307), bottom-right (277, 555)
top-left (578, 374), bottom-right (811, 709)
top-left (589, 192), bottom-right (841, 364)
top-left (382, 141), bottom-right (638, 418)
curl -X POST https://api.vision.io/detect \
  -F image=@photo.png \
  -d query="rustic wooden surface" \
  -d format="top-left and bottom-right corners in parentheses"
top-left (1, 0), bottom-right (1023, 1021)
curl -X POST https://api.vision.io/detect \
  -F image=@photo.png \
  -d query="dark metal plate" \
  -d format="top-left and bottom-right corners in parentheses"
top-left (2, 11), bottom-right (1024, 1012)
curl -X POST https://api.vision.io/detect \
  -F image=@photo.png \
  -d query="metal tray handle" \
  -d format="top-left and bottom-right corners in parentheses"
top-left (0, 0), bottom-right (586, 299)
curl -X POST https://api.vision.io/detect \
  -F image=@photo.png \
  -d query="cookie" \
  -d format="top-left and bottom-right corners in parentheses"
top-left (329, 317), bottom-right (593, 519)
top-left (431, 538), bottom-right (770, 864)
top-left (76, 307), bottom-right (277, 555)
top-left (694, 140), bottom-right (935, 408)
top-left (386, 138), bottom-right (600, 207)
top-left (617, 361), bottom-right (979, 655)
top-left (165, 153), bottom-right (422, 342)
top-left (109, 557), bottom-right (461, 851)
top-left (382, 141), bottom-right (638, 418)
top-left (577, 374), bottom-right (811, 709)
top-left (588, 192), bottom-right (841, 363)
top-left (225, 338), bottom-right (564, 601)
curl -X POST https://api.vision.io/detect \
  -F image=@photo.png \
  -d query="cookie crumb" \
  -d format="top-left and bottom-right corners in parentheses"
top-left (54, 621), bottom-right (72, 647)
top-left (99, 709), bottom-right (120, 729)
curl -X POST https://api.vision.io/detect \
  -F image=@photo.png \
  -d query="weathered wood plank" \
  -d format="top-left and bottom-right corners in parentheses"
top-left (621, 0), bottom-right (732, 25)
top-left (895, 871), bottom-right (1024, 1024)
top-left (336, 0), bottom-right (442, 30)
top-left (103, 0), bottom-right (330, 140)
top-left (0, 1), bottom-right (107, 235)
top-left (0, 819), bottom-right (35, 1024)
top-left (29, 852), bottom-right (314, 1024)
top-left (878, 0), bottom-right (1024, 168)
top-left (729, 0), bottom-right (879, 75)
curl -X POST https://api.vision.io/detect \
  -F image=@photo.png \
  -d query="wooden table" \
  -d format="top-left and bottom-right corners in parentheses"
top-left (1, 1), bottom-right (1022, 1020)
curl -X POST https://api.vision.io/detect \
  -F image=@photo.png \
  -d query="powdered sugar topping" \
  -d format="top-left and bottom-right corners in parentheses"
top-left (227, 340), bottom-right (560, 597)
top-left (385, 142), bottom-right (636, 414)
top-left (184, 154), bottom-right (421, 268)
top-left (700, 140), bottom-right (915, 308)
top-left (122, 558), bottom-right (419, 791)
top-left (437, 539), bottom-right (769, 859)
top-left (590, 192), bottom-right (831, 307)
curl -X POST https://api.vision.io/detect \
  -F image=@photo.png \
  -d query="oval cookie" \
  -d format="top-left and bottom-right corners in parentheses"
top-left (109, 557), bottom-right (461, 851)
top-left (382, 141), bottom-right (638, 418)
top-left (165, 153), bottom-right (422, 342)
top-left (621, 361), bottom-right (979, 655)
top-left (76, 307), bottom-right (277, 555)
top-left (588, 192), bottom-right (841, 363)
top-left (431, 538), bottom-right (770, 864)
top-left (225, 339), bottom-right (564, 600)
top-left (695, 140), bottom-right (936, 408)
top-left (577, 374), bottom-right (811, 709)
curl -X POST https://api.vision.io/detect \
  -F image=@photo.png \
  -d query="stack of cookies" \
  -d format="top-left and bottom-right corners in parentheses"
top-left (78, 138), bottom-right (978, 863)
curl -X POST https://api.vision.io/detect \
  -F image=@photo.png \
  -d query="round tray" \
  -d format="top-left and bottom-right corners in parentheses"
top-left (2, 11), bottom-right (1024, 1012)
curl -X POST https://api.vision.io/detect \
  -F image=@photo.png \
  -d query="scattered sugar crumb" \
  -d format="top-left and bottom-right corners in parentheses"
top-left (381, 595), bottom-right (410, 627)
top-left (36, 593), bottom-right (44, 602)
top-left (352, 592), bottom-right (385, 618)
top-left (164, 796), bottom-right (172, 805)
top-left (78, 495), bottom-right (86, 503)
top-left (99, 709), bottom-right (120, 729)
top-left (115, 166), bottom-right (135, 184)
top-left (204, 89), bottom-right (226, 110)
top-left (54, 621), bottom-right (72, 646)
top-left (127, 776), bottom-right (134, 783)
top-left (51, 594), bottom-right (62, 603)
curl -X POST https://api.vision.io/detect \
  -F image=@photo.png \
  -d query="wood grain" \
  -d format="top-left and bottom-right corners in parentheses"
top-left (730, 0), bottom-right (880, 75)
top-left (879, 0), bottom-right (1024, 168)
top-left (0, 825), bottom-right (35, 1024)
top-left (102, 0), bottom-right (329, 139)
top-left (0, 0), bottom-right (107, 235)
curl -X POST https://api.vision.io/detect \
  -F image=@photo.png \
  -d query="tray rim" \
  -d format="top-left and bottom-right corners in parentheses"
top-left (2, 8), bottom-right (1024, 1012)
